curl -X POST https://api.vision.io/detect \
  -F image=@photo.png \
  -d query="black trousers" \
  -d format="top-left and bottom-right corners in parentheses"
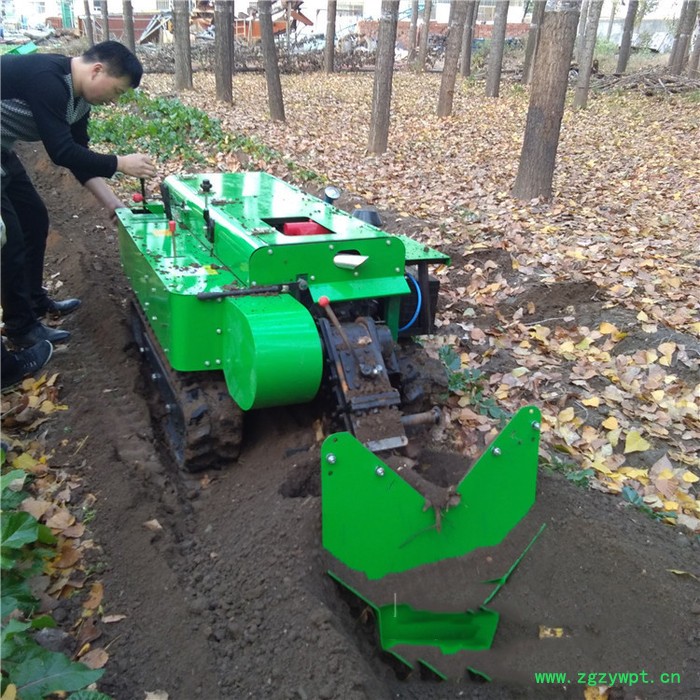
top-left (1, 150), bottom-right (50, 335)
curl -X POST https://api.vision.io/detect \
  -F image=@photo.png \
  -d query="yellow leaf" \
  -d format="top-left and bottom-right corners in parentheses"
top-left (558, 407), bottom-right (575, 423)
top-left (581, 396), bottom-right (600, 407)
top-left (608, 428), bottom-right (621, 447)
top-left (682, 471), bottom-right (699, 484)
top-left (668, 569), bottom-right (699, 581)
top-left (663, 501), bottom-right (679, 511)
top-left (637, 310), bottom-right (649, 321)
top-left (624, 431), bottom-right (651, 454)
top-left (1, 684), bottom-right (17, 700)
top-left (538, 625), bottom-right (565, 638)
top-left (584, 687), bottom-right (609, 699)
top-left (601, 416), bottom-right (619, 430)
top-left (599, 322), bottom-right (618, 334)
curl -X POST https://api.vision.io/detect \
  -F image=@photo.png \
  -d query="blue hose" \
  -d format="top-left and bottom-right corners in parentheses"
top-left (399, 272), bottom-right (422, 332)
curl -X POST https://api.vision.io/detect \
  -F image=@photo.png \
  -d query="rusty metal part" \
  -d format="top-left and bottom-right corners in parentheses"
top-left (400, 406), bottom-right (441, 428)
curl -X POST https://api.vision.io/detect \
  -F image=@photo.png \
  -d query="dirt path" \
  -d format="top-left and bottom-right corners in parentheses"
top-left (23, 144), bottom-right (700, 700)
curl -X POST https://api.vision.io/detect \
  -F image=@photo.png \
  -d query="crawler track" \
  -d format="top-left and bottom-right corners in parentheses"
top-left (131, 302), bottom-right (243, 472)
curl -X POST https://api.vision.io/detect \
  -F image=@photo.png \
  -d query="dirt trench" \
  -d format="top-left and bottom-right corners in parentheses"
top-left (22, 144), bottom-right (700, 700)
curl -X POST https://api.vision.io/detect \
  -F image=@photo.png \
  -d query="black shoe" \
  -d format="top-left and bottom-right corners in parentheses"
top-left (33, 297), bottom-right (82, 318)
top-left (1, 340), bottom-right (54, 390)
top-left (8, 323), bottom-right (71, 349)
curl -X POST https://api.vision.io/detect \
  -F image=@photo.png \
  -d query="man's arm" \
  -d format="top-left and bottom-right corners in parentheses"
top-left (83, 177), bottom-right (126, 222)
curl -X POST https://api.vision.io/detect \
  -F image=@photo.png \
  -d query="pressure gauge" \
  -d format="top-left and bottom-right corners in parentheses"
top-left (324, 185), bottom-right (342, 204)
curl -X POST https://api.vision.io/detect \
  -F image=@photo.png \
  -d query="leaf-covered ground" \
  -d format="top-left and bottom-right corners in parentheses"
top-left (138, 71), bottom-right (700, 529)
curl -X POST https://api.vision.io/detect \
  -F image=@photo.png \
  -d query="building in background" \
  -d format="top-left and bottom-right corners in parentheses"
top-left (0, 1), bottom-right (689, 48)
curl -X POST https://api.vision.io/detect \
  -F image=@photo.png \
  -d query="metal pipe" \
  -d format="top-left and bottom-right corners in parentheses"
top-left (400, 406), bottom-right (441, 428)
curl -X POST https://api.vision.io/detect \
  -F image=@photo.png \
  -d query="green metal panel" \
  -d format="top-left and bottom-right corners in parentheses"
top-left (398, 234), bottom-right (451, 266)
top-left (321, 406), bottom-right (541, 579)
top-left (117, 207), bottom-right (237, 370)
top-left (223, 294), bottom-right (323, 410)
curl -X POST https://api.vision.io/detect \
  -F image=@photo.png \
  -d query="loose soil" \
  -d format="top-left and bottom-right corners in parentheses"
top-left (12, 144), bottom-right (700, 700)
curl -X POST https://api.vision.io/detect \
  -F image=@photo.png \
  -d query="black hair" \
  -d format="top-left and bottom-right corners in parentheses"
top-left (82, 41), bottom-right (143, 89)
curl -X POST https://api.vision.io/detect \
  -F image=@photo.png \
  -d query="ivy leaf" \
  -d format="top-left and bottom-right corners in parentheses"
top-left (1, 512), bottom-right (39, 551)
top-left (11, 646), bottom-right (103, 700)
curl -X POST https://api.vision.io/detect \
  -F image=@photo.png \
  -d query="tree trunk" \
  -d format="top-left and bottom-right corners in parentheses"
top-left (573, 0), bottom-right (602, 108)
top-left (417, 0), bottom-right (432, 71)
top-left (123, 0), bottom-right (136, 53)
top-left (408, 0), bottom-right (419, 61)
top-left (437, 1), bottom-right (468, 117)
top-left (615, 0), bottom-right (638, 74)
top-left (368, 0), bottom-right (399, 154)
top-left (83, 0), bottom-right (95, 46)
top-left (460, 1), bottom-right (479, 77)
top-left (669, 1), bottom-right (698, 74)
top-left (485, 0), bottom-right (509, 97)
top-left (258, 0), bottom-right (285, 121)
top-left (325, 1), bottom-right (337, 73)
top-left (576, 0), bottom-right (589, 62)
top-left (689, 16), bottom-right (700, 77)
top-left (522, 0), bottom-right (546, 84)
top-left (101, 0), bottom-right (110, 41)
top-left (173, 0), bottom-right (193, 91)
top-left (606, 0), bottom-right (619, 40)
top-left (215, 0), bottom-right (233, 102)
top-left (512, 0), bottom-right (580, 201)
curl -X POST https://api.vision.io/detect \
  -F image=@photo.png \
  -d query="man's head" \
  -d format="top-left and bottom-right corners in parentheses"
top-left (77, 41), bottom-right (143, 105)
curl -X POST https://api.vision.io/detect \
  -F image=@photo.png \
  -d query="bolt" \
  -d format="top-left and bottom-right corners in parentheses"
top-left (204, 361), bottom-right (211, 367)
top-left (310, 275), bottom-right (316, 281)
top-left (386, 240), bottom-right (391, 246)
top-left (150, 372), bottom-right (161, 381)
top-left (395, 267), bottom-right (400, 273)
top-left (532, 421), bottom-right (541, 431)
top-left (216, 328), bottom-right (222, 334)
top-left (139, 346), bottom-right (146, 354)
top-left (326, 454), bottom-right (336, 464)
top-left (165, 403), bottom-right (174, 413)
top-left (375, 466), bottom-right (385, 477)
top-left (215, 359), bottom-right (221, 365)
top-left (329, 244), bottom-right (334, 250)
top-left (492, 447), bottom-right (502, 457)
top-left (268, 249), bottom-right (273, 255)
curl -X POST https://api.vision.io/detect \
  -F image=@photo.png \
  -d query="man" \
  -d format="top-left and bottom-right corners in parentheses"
top-left (1, 41), bottom-right (156, 348)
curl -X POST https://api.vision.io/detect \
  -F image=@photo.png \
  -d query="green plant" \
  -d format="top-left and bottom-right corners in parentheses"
top-left (1, 469), bottom-right (110, 699)
top-left (438, 346), bottom-right (511, 426)
top-left (566, 468), bottom-right (595, 488)
top-left (89, 91), bottom-right (323, 184)
top-left (621, 485), bottom-right (678, 522)
top-left (89, 90), bottom-right (227, 165)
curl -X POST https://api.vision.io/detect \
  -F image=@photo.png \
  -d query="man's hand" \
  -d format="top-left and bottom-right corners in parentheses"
top-left (84, 178), bottom-right (127, 222)
top-left (116, 153), bottom-right (157, 179)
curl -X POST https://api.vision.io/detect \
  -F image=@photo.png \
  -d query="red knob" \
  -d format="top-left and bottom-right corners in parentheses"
top-left (169, 220), bottom-right (176, 233)
top-left (318, 296), bottom-right (330, 307)
top-left (132, 193), bottom-right (143, 203)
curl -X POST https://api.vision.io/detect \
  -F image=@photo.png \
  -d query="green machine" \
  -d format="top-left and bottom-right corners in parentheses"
top-left (116, 172), bottom-right (543, 681)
